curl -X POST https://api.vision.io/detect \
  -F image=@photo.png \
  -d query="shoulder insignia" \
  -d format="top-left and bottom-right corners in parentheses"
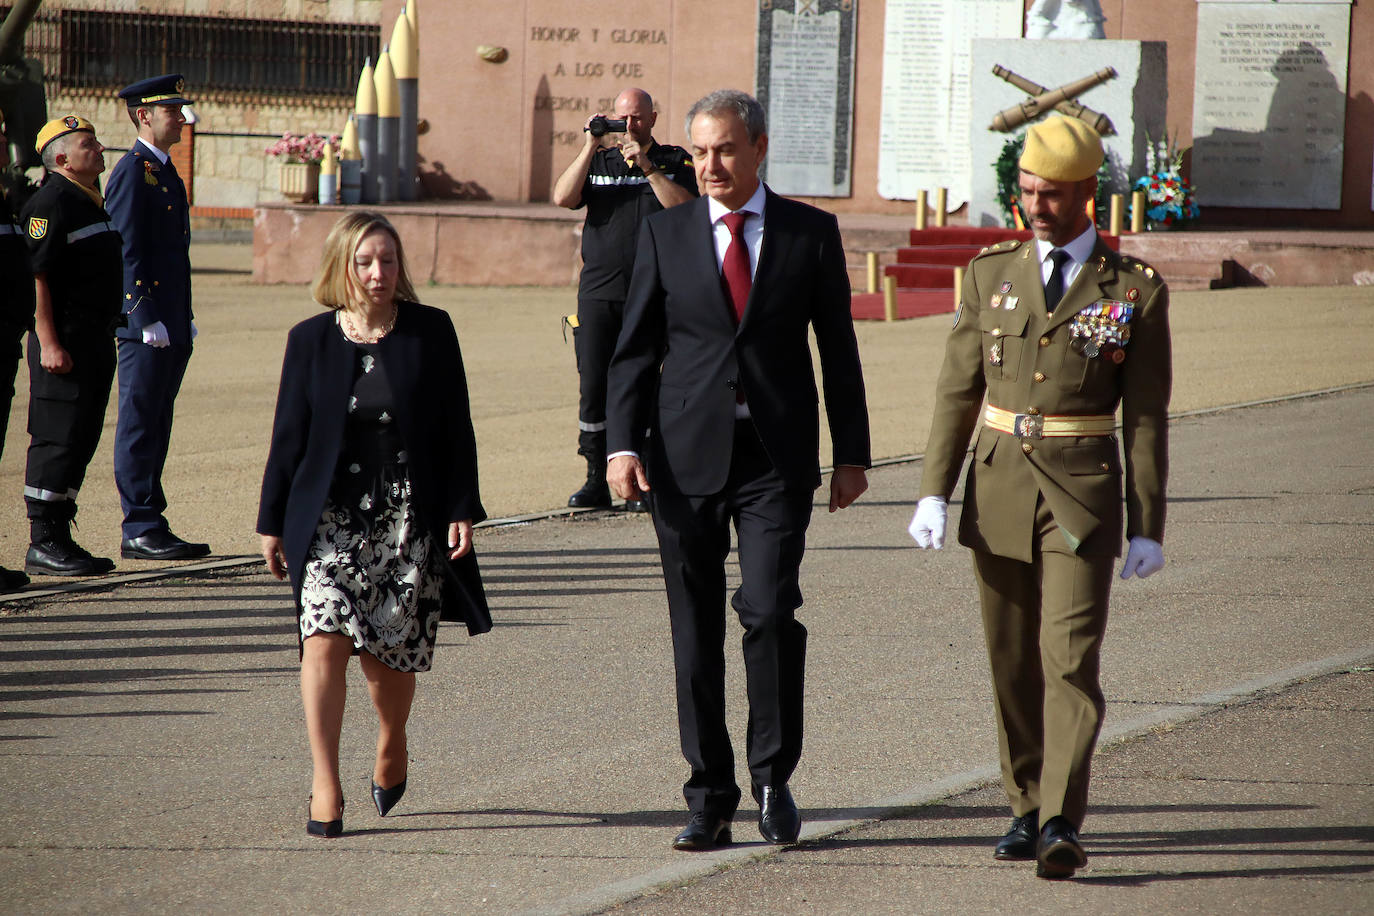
top-left (27, 217), bottom-right (47, 240)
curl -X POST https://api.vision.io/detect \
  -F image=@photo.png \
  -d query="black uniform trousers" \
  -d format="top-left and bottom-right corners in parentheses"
top-left (573, 297), bottom-right (624, 459)
top-left (648, 419), bottom-right (813, 819)
top-left (971, 495), bottom-right (1114, 829)
top-left (24, 331), bottom-right (116, 520)
top-left (114, 339), bottom-right (191, 538)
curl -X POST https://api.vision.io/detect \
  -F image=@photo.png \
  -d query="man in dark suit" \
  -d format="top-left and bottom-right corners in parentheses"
top-left (606, 89), bottom-right (871, 851)
top-left (105, 74), bottom-right (210, 560)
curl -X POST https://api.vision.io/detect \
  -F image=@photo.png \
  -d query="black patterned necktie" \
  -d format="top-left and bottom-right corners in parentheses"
top-left (1044, 248), bottom-right (1071, 312)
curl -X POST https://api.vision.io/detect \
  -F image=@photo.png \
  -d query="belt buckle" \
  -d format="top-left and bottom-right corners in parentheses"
top-left (1012, 413), bottom-right (1043, 439)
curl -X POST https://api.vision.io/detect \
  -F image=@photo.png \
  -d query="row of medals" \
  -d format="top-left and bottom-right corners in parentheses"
top-left (986, 298), bottom-right (1134, 366)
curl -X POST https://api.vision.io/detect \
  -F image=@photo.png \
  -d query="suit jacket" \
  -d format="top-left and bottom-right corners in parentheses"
top-left (919, 237), bottom-right (1171, 561)
top-left (607, 188), bottom-right (870, 494)
top-left (257, 301), bottom-right (491, 635)
top-left (105, 142), bottom-right (193, 345)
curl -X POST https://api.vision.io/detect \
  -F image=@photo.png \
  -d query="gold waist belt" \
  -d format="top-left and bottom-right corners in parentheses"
top-left (984, 405), bottom-right (1116, 439)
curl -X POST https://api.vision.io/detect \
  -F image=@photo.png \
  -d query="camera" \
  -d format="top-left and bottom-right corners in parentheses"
top-left (585, 115), bottom-right (628, 138)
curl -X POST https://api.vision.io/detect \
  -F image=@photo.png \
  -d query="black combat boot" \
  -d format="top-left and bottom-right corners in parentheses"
top-left (25, 508), bottom-right (115, 577)
top-left (568, 458), bottom-right (612, 508)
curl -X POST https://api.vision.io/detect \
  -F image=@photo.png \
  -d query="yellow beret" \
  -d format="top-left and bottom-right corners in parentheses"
top-left (36, 115), bottom-right (95, 154)
top-left (1019, 115), bottom-right (1103, 182)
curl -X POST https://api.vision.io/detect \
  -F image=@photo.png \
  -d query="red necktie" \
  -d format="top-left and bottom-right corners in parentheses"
top-left (721, 211), bottom-right (752, 325)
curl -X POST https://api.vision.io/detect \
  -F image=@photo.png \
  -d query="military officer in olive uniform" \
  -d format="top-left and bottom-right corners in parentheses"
top-left (908, 116), bottom-right (1171, 879)
top-left (21, 116), bottom-right (123, 576)
top-left (0, 107), bottom-right (36, 589)
top-left (105, 74), bottom-right (209, 560)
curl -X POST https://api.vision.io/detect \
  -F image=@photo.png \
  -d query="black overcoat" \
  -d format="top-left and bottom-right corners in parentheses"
top-left (257, 301), bottom-right (491, 636)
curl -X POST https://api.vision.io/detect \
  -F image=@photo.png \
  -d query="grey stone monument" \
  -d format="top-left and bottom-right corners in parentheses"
top-left (968, 39), bottom-right (1168, 227)
top-left (1191, 0), bottom-right (1352, 210)
top-left (756, 0), bottom-right (857, 197)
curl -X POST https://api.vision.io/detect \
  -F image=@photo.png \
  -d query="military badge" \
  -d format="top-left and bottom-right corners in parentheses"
top-left (990, 294), bottom-right (1003, 309)
top-left (952, 301), bottom-right (963, 329)
top-left (988, 341), bottom-right (1003, 366)
top-left (27, 217), bottom-right (47, 240)
top-left (143, 160), bottom-right (159, 186)
top-left (63, 115), bottom-right (79, 129)
top-left (1000, 281), bottom-right (1012, 293)
top-left (1002, 295), bottom-right (1018, 311)
top-left (1127, 287), bottom-right (1139, 301)
top-left (175, 77), bottom-right (185, 94)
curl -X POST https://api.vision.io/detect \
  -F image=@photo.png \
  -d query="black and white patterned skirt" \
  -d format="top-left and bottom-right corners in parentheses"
top-left (298, 472), bottom-right (446, 672)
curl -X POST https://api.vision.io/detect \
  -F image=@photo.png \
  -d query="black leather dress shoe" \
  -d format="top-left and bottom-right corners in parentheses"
top-left (120, 530), bottom-right (211, 560)
top-left (672, 812), bottom-right (732, 851)
top-left (25, 540), bottom-right (115, 576)
top-left (994, 810), bottom-right (1038, 860)
top-left (757, 784), bottom-right (801, 844)
top-left (1036, 816), bottom-right (1088, 879)
top-left (0, 565), bottom-right (29, 592)
top-left (622, 496), bottom-right (649, 513)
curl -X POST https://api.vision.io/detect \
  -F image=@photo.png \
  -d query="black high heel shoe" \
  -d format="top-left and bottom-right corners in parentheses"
top-left (371, 778), bottom-right (407, 817)
top-left (306, 796), bottom-right (344, 838)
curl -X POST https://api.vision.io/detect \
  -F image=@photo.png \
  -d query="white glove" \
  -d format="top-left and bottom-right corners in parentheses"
top-left (191, 320), bottom-right (198, 340)
top-left (141, 321), bottom-right (171, 348)
top-left (908, 496), bottom-right (948, 549)
top-left (1120, 536), bottom-right (1165, 579)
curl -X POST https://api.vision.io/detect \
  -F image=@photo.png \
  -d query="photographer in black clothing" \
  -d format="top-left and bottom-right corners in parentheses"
top-left (552, 88), bottom-right (696, 510)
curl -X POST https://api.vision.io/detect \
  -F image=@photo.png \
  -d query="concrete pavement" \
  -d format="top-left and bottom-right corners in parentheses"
top-left (1, 385), bottom-right (1370, 914)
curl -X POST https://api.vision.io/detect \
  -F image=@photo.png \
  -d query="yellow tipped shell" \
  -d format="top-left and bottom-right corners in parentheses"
top-left (339, 114), bottom-right (361, 159)
top-left (374, 48), bottom-right (399, 118)
top-left (390, 12), bottom-right (417, 79)
top-left (355, 58), bottom-right (377, 116)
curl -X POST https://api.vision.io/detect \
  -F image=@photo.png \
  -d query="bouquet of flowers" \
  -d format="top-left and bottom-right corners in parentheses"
top-left (1132, 134), bottom-right (1199, 229)
top-left (265, 131), bottom-right (339, 164)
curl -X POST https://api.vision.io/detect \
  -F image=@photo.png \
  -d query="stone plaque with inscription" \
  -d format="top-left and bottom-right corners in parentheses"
top-left (756, 0), bottom-right (857, 197)
top-left (877, 0), bottom-right (1023, 205)
top-left (1192, 0), bottom-right (1352, 209)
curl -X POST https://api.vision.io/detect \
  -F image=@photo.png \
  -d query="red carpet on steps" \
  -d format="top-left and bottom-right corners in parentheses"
top-left (851, 227), bottom-right (1123, 320)
top-left (850, 289), bottom-right (956, 321)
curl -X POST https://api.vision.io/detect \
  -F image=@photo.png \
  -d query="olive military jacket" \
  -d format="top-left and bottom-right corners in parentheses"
top-left (918, 235), bottom-right (1171, 561)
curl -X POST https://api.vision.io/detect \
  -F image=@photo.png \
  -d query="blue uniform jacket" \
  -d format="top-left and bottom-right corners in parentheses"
top-left (104, 141), bottom-right (193, 345)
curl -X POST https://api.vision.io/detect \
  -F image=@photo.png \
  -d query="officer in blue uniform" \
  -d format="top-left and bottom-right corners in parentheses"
top-left (21, 116), bottom-right (122, 576)
top-left (0, 106), bottom-right (36, 589)
top-left (105, 74), bottom-right (210, 560)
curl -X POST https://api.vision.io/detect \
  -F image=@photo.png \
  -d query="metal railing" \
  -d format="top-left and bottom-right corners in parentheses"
top-left (3, 6), bottom-right (378, 99)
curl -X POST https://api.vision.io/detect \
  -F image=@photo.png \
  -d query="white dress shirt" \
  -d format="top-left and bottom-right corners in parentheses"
top-left (136, 137), bottom-right (170, 166)
top-left (1034, 223), bottom-right (1097, 295)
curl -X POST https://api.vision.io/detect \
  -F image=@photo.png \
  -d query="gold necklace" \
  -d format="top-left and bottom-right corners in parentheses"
top-left (340, 301), bottom-right (397, 344)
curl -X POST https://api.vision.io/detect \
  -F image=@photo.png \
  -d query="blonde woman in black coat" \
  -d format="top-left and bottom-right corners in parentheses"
top-left (258, 211), bottom-right (490, 838)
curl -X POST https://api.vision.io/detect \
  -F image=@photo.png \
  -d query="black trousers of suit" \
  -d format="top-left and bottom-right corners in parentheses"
top-left (648, 419), bottom-right (814, 819)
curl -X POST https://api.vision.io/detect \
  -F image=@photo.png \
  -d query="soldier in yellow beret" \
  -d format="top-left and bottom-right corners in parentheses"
top-left (18, 116), bottom-right (124, 576)
top-left (908, 115), bottom-right (1171, 878)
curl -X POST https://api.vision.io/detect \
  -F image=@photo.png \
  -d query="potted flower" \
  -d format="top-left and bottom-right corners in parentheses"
top-left (1131, 134), bottom-right (1200, 230)
top-left (266, 132), bottom-right (339, 203)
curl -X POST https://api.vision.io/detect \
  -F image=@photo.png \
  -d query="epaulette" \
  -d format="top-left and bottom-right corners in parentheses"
top-left (972, 239), bottom-right (1025, 260)
top-left (1118, 253), bottom-right (1160, 282)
